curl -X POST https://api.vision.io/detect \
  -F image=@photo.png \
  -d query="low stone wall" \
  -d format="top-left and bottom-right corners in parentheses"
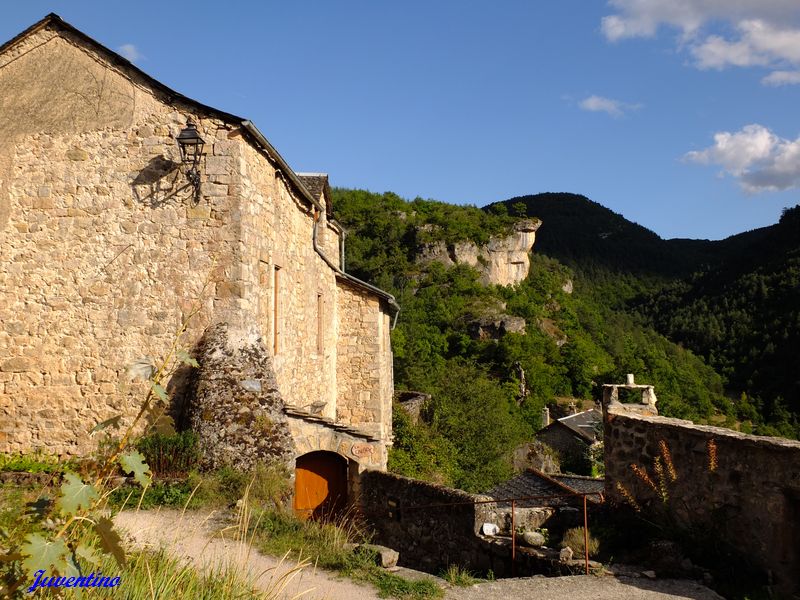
top-left (604, 406), bottom-right (800, 598)
top-left (358, 471), bottom-right (586, 577)
top-left (359, 471), bottom-right (481, 573)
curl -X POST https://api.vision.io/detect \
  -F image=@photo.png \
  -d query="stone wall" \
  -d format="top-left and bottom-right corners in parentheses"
top-left (359, 470), bottom-right (484, 572)
top-left (359, 470), bottom-right (590, 578)
top-left (187, 323), bottom-right (294, 470)
top-left (0, 28), bottom-right (237, 454)
top-left (604, 405), bottom-right (800, 598)
top-left (336, 283), bottom-right (392, 440)
top-left (0, 19), bottom-right (394, 462)
top-left (536, 426), bottom-right (591, 474)
top-left (237, 133), bottom-right (342, 421)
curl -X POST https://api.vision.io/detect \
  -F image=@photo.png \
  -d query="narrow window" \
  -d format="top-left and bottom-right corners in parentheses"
top-left (316, 293), bottom-right (324, 355)
top-left (378, 310), bottom-right (384, 353)
top-left (273, 265), bottom-right (281, 354)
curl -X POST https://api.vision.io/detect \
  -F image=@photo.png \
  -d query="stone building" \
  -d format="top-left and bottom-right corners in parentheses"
top-left (535, 408), bottom-right (602, 474)
top-left (0, 14), bottom-right (398, 515)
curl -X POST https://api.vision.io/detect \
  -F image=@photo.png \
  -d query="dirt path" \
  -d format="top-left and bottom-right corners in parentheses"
top-left (114, 509), bottom-right (381, 600)
top-left (115, 509), bottom-right (723, 600)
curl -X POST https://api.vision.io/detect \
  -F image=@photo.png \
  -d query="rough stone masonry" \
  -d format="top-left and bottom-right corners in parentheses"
top-left (0, 15), bottom-right (393, 472)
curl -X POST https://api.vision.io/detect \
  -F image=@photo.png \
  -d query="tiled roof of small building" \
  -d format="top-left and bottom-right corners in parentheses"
top-left (550, 408), bottom-right (602, 442)
top-left (551, 474), bottom-right (605, 496)
top-left (485, 469), bottom-right (604, 508)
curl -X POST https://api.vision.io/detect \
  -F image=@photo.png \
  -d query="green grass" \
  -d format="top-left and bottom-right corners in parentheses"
top-left (0, 452), bottom-right (74, 474)
top-left (250, 509), bottom-right (442, 599)
top-left (440, 564), bottom-right (480, 586)
top-left (8, 549), bottom-right (293, 599)
top-left (108, 462), bottom-right (292, 512)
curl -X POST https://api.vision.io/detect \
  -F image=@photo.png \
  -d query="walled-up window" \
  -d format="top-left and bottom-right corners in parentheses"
top-left (378, 309), bottom-right (384, 353)
top-left (316, 293), bottom-right (324, 355)
top-left (273, 265), bottom-right (281, 354)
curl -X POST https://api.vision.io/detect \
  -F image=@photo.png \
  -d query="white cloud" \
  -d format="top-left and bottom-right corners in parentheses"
top-left (762, 70), bottom-right (800, 85)
top-left (691, 20), bottom-right (800, 70)
top-left (601, 1), bottom-right (800, 82)
top-left (685, 124), bottom-right (800, 193)
top-left (578, 95), bottom-right (641, 118)
top-left (118, 44), bottom-right (144, 63)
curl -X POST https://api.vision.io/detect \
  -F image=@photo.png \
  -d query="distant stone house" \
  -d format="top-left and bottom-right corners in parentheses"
top-left (0, 14), bottom-right (397, 516)
top-left (536, 409), bottom-right (602, 474)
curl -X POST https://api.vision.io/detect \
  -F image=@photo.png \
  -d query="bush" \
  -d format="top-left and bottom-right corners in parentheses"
top-left (135, 431), bottom-right (201, 478)
top-left (560, 526), bottom-right (600, 558)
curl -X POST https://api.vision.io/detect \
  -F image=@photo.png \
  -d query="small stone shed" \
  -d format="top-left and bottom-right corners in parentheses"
top-left (0, 14), bottom-right (398, 516)
top-left (484, 468), bottom-right (604, 533)
top-left (536, 409), bottom-right (602, 474)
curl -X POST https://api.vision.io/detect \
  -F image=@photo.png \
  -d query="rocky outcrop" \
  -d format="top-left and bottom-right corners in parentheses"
top-left (418, 219), bottom-right (541, 286)
top-left (468, 315), bottom-right (526, 340)
top-left (188, 323), bottom-right (294, 470)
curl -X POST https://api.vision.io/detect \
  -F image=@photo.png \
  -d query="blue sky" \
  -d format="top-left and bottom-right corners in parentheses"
top-left (3, 1), bottom-right (800, 240)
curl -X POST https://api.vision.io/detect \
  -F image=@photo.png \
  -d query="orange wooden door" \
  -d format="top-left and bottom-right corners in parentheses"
top-left (294, 452), bottom-right (348, 521)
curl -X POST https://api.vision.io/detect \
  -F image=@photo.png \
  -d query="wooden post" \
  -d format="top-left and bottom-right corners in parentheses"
top-left (583, 495), bottom-right (589, 575)
top-left (511, 499), bottom-right (516, 577)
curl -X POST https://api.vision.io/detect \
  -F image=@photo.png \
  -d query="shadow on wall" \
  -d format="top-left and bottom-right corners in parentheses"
top-left (130, 155), bottom-right (186, 207)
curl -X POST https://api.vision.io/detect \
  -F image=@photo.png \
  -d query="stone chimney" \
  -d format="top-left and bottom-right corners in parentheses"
top-left (541, 407), bottom-right (550, 427)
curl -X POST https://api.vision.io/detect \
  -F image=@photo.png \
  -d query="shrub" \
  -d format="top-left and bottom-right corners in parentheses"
top-left (560, 527), bottom-right (600, 558)
top-left (135, 431), bottom-right (201, 478)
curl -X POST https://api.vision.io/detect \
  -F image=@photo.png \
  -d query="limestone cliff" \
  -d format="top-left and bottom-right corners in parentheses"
top-left (418, 219), bottom-right (541, 286)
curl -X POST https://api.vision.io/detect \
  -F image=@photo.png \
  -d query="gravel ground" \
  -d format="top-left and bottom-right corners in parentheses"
top-left (445, 574), bottom-right (725, 600)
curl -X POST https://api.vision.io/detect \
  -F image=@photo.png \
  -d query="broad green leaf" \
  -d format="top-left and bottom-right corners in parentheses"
top-left (126, 358), bottom-right (155, 381)
top-left (20, 533), bottom-right (69, 575)
top-left (56, 473), bottom-right (98, 516)
top-left (94, 517), bottom-right (126, 567)
top-left (75, 543), bottom-right (101, 565)
top-left (90, 414), bottom-right (123, 435)
top-left (119, 451), bottom-right (152, 487)
top-left (176, 349), bottom-right (199, 368)
top-left (150, 382), bottom-right (168, 403)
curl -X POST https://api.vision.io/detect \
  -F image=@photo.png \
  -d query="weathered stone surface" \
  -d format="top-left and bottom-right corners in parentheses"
top-left (0, 19), bottom-right (394, 463)
top-left (604, 399), bottom-right (800, 598)
top-left (418, 219), bottom-right (541, 286)
top-left (468, 315), bottom-right (526, 340)
top-left (361, 544), bottom-right (400, 568)
top-left (396, 390), bottom-right (431, 425)
top-left (522, 531), bottom-right (546, 547)
top-left (187, 323), bottom-right (294, 470)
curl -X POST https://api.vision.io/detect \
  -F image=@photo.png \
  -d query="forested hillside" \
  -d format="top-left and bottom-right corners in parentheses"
top-left (634, 206), bottom-right (800, 438)
top-left (490, 193), bottom-right (800, 438)
top-left (331, 189), bottom-right (739, 492)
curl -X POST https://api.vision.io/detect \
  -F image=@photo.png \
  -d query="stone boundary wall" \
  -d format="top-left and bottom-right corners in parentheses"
top-left (358, 470), bottom-right (588, 578)
top-left (359, 470), bottom-right (481, 573)
top-left (604, 406), bottom-right (800, 598)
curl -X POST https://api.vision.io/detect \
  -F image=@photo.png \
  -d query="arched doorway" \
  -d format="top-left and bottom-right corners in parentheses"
top-left (294, 451), bottom-right (348, 520)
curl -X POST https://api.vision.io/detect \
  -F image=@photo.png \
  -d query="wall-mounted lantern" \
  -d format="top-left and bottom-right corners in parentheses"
top-left (176, 118), bottom-right (205, 203)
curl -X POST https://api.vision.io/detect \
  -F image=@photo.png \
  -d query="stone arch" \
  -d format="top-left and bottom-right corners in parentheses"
top-left (294, 450), bottom-right (349, 520)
